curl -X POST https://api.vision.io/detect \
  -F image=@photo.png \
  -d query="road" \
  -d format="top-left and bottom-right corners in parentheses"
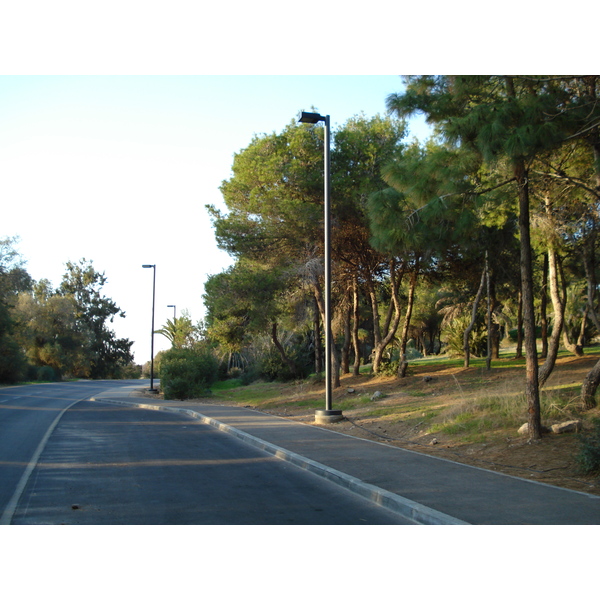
top-left (0, 381), bottom-right (413, 524)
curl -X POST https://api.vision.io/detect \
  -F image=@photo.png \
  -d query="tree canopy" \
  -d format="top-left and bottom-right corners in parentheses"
top-left (1, 245), bottom-right (135, 382)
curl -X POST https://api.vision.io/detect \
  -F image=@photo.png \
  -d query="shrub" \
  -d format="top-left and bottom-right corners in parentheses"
top-left (441, 316), bottom-right (488, 358)
top-left (576, 420), bottom-right (600, 475)
top-left (37, 366), bottom-right (58, 382)
top-left (159, 346), bottom-right (219, 400)
top-left (256, 344), bottom-right (312, 382)
top-left (0, 337), bottom-right (27, 384)
top-left (507, 325), bottom-right (553, 342)
top-left (379, 359), bottom-right (399, 377)
top-left (258, 348), bottom-right (292, 381)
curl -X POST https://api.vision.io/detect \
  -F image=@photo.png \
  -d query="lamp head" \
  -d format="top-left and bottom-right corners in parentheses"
top-left (299, 111), bottom-right (325, 124)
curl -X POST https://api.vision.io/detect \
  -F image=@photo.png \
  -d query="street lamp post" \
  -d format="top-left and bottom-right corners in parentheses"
top-left (167, 304), bottom-right (176, 320)
top-left (142, 264), bottom-right (157, 393)
top-left (298, 111), bottom-right (343, 425)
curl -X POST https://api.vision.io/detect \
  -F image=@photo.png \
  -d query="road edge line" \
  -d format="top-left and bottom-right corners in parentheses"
top-left (0, 399), bottom-right (81, 525)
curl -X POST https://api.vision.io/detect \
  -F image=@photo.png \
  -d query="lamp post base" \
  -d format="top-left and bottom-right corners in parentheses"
top-left (315, 409), bottom-right (343, 425)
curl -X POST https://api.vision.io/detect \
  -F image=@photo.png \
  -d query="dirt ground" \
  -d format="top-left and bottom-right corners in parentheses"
top-left (312, 392), bottom-right (600, 498)
top-left (152, 353), bottom-right (600, 497)
top-left (288, 358), bottom-right (600, 497)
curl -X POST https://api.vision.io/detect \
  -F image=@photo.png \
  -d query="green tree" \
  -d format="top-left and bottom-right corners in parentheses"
top-left (0, 237), bottom-right (31, 382)
top-left (386, 76), bottom-right (584, 439)
top-left (208, 120), bottom-right (330, 382)
top-left (368, 140), bottom-right (485, 375)
top-left (0, 301), bottom-right (26, 383)
top-left (155, 310), bottom-right (203, 349)
top-left (12, 290), bottom-right (89, 378)
top-left (209, 114), bottom-right (408, 382)
top-left (0, 236), bottom-right (33, 302)
top-left (204, 260), bottom-right (306, 378)
top-left (332, 115), bottom-right (407, 375)
top-left (58, 259), bottom-right (133, 378)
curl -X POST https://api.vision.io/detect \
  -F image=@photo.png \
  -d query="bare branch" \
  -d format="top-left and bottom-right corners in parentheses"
top-left (531, 169), bottom-right (600, 200)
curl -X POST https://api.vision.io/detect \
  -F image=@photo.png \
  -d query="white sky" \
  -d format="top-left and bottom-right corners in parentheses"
top-left (0, 75), bottom-right (433, 363)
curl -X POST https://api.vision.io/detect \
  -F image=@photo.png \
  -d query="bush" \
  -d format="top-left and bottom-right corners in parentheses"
top-left (442, 316), bottom-right (488, 358)
top-left (240, 365), bottom-right (260, 386)
top-left (257, 348), bottom-right (292, 381)
top-left (379, 359), bottom-right (399, 377)
top-left (118, 363), bottom-right (143, 379)
top-left (256, 345), bottom-right (312, 382)
top-left (508, 325), bottom-right (550, 342)
top-left (0, 341), bottom-right (27, 384)
top-left (37, 365), bottom-right (58, 382)
top-left (159, 346), bottom-right (218, 400)
top-left (576, 419), bottom-right (600, 475)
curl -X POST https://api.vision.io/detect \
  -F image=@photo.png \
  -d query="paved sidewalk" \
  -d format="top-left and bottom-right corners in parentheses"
top-left (90, 387), bottom-right (600, 525)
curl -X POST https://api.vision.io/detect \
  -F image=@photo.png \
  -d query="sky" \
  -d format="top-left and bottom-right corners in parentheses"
top-left (0, 75), bottom-right (435, 364)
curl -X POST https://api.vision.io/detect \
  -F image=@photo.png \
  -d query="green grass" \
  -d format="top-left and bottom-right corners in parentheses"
top-left (540, 389), bottom-right (582, 421)
top-left (211, 379), bottom-right (245, 392)
top-left (426, 393), bottom-right (525, 440)
top-left (335, 394), bottom-right (373, 411)
top-left (422, 409), bottom-right (441, 420)
top-left (424, 384), bottom-right (586, 443)
top-left (210, 381), bottom-right (286, 406)
top-left (0, 378), bottom-right (79, 387)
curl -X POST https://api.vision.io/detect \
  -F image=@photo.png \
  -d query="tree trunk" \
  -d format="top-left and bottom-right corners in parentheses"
top-left (515, 288), bottom-right (523, 359)
top-left (577, 305), bottom-right (589, 349)
top-left (463, 266), bottom-right (486, 368)
top-left (485, 252), bottom-right (492, 371)
top-left (341, 294), bottom-right (351, 375)
top-left (582, 359), bottom-right (600, 409)
top-left (351, 276), bottom-right (361, 377)
top-left (369, 260), bottom-right (403, 374)
top-left (557, 259), bottom-right (584, 358)
top-left (313, 297), bottom-right (322, 375)
top-left (505, 74), bottom-right (541, 440)
top-left (397, 263), bottom-right (419, 378)
top-left (562, 329), bottom-right (584, 357)
top-left (583, 242), bottom-right (600, 332)
top-left (538, 246), bottom-right (567, 386)
top-left (540, 253), bottom-right (549, 359)
top-left (515, 158), bottom-right (542, 439)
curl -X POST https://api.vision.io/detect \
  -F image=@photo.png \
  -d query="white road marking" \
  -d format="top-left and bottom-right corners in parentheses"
top-left (0, 399), bottom-right (81, 525)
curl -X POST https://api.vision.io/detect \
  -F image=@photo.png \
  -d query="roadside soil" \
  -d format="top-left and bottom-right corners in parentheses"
top-left (145, 353), bottom-right (600, 497)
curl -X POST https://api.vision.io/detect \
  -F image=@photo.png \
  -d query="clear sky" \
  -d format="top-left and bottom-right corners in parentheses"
top-left (0, 75), bottom-right (433, 363)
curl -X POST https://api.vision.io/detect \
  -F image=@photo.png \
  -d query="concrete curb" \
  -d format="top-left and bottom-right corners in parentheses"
top-left (89, 396), bottom-right (468, 525)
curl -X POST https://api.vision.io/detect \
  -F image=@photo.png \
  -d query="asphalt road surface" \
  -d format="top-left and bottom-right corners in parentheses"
top-left (0, 381), bottom-right (413, 524)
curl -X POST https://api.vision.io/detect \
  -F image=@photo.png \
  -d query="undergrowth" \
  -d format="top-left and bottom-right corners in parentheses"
top-left (576, 419), bottom-right (600, 475)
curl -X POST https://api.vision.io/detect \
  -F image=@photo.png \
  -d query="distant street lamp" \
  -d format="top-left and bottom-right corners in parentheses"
top-left (142, 264), bottom-right (158, 393)
top-left (167, 304), bottom-right (176, 320)
top-left (298, 111), bottom-right (342, 425)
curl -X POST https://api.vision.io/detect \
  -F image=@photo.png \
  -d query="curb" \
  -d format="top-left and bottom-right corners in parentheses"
top-left (89, 396), bottom-right (469, 525)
